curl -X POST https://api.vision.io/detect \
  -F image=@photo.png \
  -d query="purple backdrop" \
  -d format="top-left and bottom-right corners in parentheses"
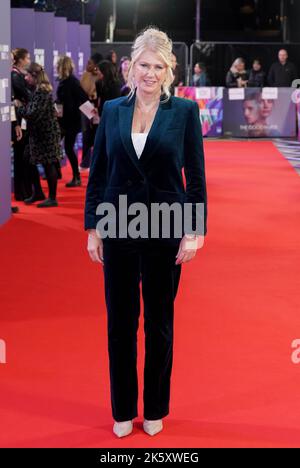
top-left (0, 0), bottom-right (11, 225)
top-left (79, 25), bottom-right (91, 77)
top-left (11, 8), bottom-right (35, 59)
top-left (53, 17), bottom-right (67, 92)
top-left (34, 12), bottom-right (54, 85)
top-left (67, 22), bottom-right (80, 76)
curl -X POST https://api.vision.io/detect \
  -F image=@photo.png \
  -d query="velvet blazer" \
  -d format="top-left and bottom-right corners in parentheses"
top-left (84, 90), bottom-right (207, 244)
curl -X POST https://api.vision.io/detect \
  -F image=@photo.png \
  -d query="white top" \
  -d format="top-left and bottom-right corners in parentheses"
top-left (131, 132), bottom-right (148, 159)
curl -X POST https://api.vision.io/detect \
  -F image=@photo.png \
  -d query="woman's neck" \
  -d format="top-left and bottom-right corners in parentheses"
top-left (14, 64), bottom-right (25, 73)
top-left (135, 88), bottom-right (161, 108)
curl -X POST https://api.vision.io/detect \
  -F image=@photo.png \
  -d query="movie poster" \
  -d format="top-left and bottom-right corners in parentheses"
top-left (175, 86), bottom-right (223, 137)
top-left (223, 87), bottom-right (296, 138)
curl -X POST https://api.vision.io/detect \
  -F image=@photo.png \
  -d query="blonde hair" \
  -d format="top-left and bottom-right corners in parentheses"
top-left (57, 55), bottom-right (75, 80)
top-left (27, 62), bottom-right (52, 92)
top-left (127, 26), bottom-right (174, 103)
top-left (230, 57), bottom-right (245, 74)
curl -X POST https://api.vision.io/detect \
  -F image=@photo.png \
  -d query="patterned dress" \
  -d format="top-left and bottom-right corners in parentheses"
top-left (18, 88), bottom-right (62, 165)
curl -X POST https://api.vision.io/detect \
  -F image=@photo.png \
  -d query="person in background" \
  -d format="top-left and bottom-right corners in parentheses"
top-left (106, 49), bottom-right (118, 79)
top-left (191, 62), bottom-right (210, 87)
top-left (170, 52), bottom-right (184, 95)
top-left (80, 53), bottom-right (103, 170)
top-left (11, 48), bottom-right (35, 201)
top-left (96, 60), bottom-right (121, 117)
top-left (118, 56), bottom-right (131, 96)
top-left (268, 49), bottom-right (297, 87)
top-left (226, 58), bottom-right (248, 88)
top-left (11, 104), bottom-right (22, 214)
top-left (80, 53), bottom-right (103, 98)
top-left (247, 59), bottom-right (265, 87)
top-left (56, 56), bottom-right (89, 187)
top-left (16, 63), bottom-right (62, 208)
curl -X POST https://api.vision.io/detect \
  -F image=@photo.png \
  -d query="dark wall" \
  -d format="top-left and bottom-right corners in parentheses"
top-left (287, 0), bottom-right (300, 42)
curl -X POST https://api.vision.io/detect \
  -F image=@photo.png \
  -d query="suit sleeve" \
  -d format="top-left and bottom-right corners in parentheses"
top-left (11, 72), bottom-right (31, 103)
top-left (183, 101), bottom-right (207, 236)
top-left (84, 101), bottom-right (108, 230)
top-left (226, 71), bottom-right (237, 88)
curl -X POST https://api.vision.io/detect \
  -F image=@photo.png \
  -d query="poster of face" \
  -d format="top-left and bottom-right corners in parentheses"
top-left (223, 87), bottom-right (296, 138)
top-left (175, 86), bottom-right (223, 137)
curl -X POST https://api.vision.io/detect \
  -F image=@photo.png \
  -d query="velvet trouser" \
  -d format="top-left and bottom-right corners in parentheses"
top-left (102, 239), bottom-right (182, 422)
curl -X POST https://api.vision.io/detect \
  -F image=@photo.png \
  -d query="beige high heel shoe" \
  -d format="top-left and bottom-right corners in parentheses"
top-left (143, 419), bottom-right (163, 436)
top-left (113, 420), bottom-right (133, 438)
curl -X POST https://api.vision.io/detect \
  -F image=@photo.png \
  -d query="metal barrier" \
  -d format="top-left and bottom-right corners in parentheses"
top-left (190, 41), bottom-right (300, 87)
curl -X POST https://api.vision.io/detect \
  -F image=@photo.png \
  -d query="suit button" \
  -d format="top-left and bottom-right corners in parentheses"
top-left (127, 180), bottom-right (132, 186)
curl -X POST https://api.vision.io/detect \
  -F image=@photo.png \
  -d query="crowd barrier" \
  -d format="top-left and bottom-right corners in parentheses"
top-left (189, 41), bottom-right (300, 87)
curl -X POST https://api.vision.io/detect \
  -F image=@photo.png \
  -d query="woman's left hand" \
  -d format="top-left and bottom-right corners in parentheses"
top-left (175, 235), bottom-right (204, 265)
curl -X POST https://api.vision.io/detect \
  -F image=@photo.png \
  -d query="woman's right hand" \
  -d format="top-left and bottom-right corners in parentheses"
top-left (87, 229), bottom-right (104, 265)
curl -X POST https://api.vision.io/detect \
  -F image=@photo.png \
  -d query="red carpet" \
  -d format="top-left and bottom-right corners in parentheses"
top-left (1, 141), bottom-right (300, 448)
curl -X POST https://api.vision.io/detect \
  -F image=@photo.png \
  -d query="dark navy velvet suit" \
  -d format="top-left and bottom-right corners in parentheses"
top-left (84, 91), bottom-right (207, 422)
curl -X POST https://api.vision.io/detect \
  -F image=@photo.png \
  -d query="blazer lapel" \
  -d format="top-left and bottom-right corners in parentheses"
top-left (118, 90), bottom-right (174, 174)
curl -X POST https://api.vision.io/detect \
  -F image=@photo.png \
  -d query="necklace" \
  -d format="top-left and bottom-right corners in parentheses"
top-left (135, 98), bottom-right (160, 133)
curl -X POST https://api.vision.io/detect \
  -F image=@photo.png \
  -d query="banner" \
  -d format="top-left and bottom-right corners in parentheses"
top-left (34, 12), bottom-right (55, 84)
top-left (223, 87), bottom-right (296, 138)
top-left (79, 25), bottom-right (91, 78)
top-left (11, 8), bottom-right (35, 58)
top-left (175, 86), bottom-right (223, 137)
top-left (67, 22), bottom-right (80, 74)
top-left (0, 0), bottom-right (11, 225)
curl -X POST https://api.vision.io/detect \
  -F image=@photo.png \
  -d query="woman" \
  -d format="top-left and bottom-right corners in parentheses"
top-left (106, 49), bottom-right (118, 78)
top-left (80, 54), bottom-right (103, 170)
top-left (247, 58), bottom-right (265, 87)
top-left (56, 56), bottom-right (88, 187)
top-left (11, 48), bottom-right (35, 201)
top-left (96, 60), bottom-right (121, 117)
top-left (118, 56), bottom-right (131, 96)
top-left (170, 52), bottom-right (184, 95)
top-left (226, 57), bottom-right (248, 87)
top-left (191, 62), bottom-right (210, 86)
top-left (17, 63), bottom-right (62, 207)
top-left (85, 27), bottom-right (207, 438)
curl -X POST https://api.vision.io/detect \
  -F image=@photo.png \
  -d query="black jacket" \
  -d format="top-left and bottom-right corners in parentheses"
top-left (11, 68), bottom-right (32, 128)
top-left (56, 74), bottom-right (88, 132)
top-left (268, 61), bottom-right (297, 87)
top-left (96, 80), bottom-right (121, 116)
top-left (11, 68), bottom-right (31, 103)
top-left (84, 92), bottom-right (207, 243)
top-left (226, 70), bottom-right (248, 88)
top-left (247, 69), bottom-right (266, 87)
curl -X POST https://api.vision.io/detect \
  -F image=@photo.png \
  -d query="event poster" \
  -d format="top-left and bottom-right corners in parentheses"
top-left (223, 87), bottom-right (296, 138)
top-left (175, 86), bottom-right (223, 137)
